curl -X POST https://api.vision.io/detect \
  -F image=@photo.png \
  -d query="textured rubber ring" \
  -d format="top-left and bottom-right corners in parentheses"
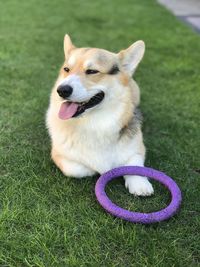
top-left (95, 166), bottom-right (182, 224)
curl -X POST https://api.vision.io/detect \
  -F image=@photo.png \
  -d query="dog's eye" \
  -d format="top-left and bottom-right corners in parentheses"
top-left (63, 67), bottom-right (70, 72)
top-left (85, 69), bottom-right (99, 75)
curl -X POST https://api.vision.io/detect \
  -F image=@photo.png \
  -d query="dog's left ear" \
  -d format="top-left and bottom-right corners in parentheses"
top-left (118, 41), bottom-right (145, 75)
top-left (64, 34), bottom-right (75, 58)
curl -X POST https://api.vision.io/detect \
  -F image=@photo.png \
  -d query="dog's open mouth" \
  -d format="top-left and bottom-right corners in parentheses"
top-left (58, 91), bottom-right (105, 120)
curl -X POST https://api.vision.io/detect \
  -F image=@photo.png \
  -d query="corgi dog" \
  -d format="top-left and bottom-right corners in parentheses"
top-left (46, 34), bottom-right (154, 196)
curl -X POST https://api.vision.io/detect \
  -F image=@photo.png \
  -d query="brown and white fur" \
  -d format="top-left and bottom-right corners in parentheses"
top-left (46, 34), bottom-right (154, 196)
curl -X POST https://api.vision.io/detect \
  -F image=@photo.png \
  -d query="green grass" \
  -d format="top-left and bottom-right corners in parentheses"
top-left (0, 0), bottom-right (200, 266)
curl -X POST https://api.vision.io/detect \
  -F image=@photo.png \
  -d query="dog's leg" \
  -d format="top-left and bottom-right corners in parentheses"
top-left (124, 154), bottom-right (154, 196)
top-left (52, 150), bottom-right (96, 178)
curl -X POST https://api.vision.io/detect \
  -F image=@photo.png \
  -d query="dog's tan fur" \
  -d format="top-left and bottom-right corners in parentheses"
top-left (46, 35), bottom-right (154, 196)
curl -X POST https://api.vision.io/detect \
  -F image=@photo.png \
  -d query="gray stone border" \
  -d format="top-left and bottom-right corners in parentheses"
top-left (157, 0), bottom-right (200, 34)
top-left (178, 15), bottom-right (200, 33)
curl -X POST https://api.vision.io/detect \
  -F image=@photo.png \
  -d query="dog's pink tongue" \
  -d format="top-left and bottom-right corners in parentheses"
top-left (58, 102), bottom-right (78, 120)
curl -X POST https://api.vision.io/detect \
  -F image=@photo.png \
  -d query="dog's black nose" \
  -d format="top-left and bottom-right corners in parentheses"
top-left (57, 85), bottom-right (73, 98)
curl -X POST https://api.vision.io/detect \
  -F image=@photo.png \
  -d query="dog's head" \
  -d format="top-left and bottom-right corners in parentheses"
top-left (55, 34), bottom-right (145, 120)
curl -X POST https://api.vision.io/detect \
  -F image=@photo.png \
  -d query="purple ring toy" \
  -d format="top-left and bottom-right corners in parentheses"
top-left (95, 166), bottom-right (182, 224)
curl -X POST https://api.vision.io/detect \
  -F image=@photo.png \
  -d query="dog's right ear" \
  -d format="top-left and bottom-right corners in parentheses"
top-left (64, 34), bottom-right (75, 58)
top-left (118, 40), bottom-right (145, 76)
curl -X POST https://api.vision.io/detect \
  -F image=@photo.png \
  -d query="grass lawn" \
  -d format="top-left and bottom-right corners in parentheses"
top-left (0, 0), bottom-right (200, 266)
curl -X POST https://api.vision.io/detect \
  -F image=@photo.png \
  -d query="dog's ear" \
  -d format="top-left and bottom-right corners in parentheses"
top-left (64, 34), bottom-right (75, 58)
top-left (118, 41), bottom-right (145, 75)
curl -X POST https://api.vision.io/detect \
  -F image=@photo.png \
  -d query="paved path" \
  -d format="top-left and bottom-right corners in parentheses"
top-left (158, 0), bottom-right (200, 32)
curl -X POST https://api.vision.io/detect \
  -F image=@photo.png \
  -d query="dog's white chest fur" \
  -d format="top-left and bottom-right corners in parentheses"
top-left (47, 110), bottom-right (140, 174)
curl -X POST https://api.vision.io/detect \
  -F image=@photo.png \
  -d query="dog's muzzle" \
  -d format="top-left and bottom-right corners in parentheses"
top-left (58, 91), bottom-right (105, 120)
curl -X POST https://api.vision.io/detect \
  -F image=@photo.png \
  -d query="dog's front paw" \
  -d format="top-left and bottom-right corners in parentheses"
top-left (125, 175), bottom-right (154, 196)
